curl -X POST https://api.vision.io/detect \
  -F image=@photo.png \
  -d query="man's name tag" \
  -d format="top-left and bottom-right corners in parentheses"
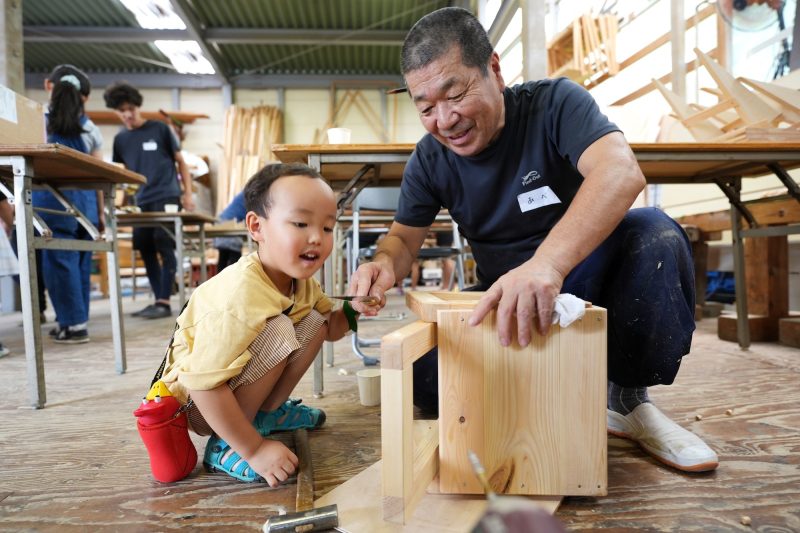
top-left (142, 141), bottom-right (157, 151)
top-left (517, 186), bottom-right (561, 213)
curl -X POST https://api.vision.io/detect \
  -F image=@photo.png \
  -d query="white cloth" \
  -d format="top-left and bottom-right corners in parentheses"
top-left (0, 228), bottom-right (18, 277)
top-left (551, 293), bottom-right (585, 327)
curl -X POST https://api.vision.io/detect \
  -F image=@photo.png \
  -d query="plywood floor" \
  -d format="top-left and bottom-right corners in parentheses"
top-left (0, 292), bottom-right (798, 531)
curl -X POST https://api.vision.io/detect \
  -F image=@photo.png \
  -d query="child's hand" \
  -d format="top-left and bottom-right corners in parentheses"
top-left (248, 439), bottom-right (299, 487)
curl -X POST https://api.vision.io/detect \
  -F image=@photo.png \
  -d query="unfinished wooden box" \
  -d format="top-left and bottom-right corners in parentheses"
top-left (381, 291), bottom-right (607, 523)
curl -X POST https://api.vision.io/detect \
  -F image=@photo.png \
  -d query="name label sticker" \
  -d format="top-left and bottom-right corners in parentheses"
top-left (142, 140), bottom-right (157, 151)
top-left (517, 186), bottom-right (561, 213)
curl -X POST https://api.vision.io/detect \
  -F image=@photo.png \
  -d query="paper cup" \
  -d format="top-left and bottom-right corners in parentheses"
top-left (356, 369), bottom-right (381, 406)
top-left (327, 127), bottom-right (352, 144)
top-left (164, 204), bottom-right (179, 213)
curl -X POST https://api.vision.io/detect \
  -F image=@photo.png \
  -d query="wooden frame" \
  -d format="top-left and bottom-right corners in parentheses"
top-left (380, 292), bottom-right (606, 523)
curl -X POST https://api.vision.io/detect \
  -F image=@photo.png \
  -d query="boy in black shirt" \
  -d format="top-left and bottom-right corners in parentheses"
top-left (104, 82), bottom-right (195, 319)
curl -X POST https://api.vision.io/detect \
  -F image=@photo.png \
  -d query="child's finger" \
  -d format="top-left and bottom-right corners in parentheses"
top-left (265, 473), bottom-right (280, 487)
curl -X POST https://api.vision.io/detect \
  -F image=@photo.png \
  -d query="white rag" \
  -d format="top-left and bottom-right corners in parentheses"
top-left (551, 293), bottom-right (585, 328)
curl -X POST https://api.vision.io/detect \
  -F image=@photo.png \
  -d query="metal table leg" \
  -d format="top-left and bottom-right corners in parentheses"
top-left (105, 184), bottom-right (126, 373)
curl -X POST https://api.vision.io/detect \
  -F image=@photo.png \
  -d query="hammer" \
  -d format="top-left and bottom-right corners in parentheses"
top-left (263, 429), bottom-right (339, 532)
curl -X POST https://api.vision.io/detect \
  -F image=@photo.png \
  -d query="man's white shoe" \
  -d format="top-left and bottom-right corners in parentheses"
top-left (607, 403), bottom-right (719, 472)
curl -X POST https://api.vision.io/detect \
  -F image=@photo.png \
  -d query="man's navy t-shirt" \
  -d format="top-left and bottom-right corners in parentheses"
top-left (396, 78), bottom-right (620, 286)
top-left (112, 120), bottom-right (182, 205)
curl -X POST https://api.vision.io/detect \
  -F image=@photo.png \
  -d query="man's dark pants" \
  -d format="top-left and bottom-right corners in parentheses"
top-left (134, 197), bottom-right (180, 302)
top-left (413, 208), bottom-right (696, 413)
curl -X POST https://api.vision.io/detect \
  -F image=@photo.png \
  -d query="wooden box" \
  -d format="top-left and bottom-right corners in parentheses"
top-left (408, 292), bottom-right (607, 497)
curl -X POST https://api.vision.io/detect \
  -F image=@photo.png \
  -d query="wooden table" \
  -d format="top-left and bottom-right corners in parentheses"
top-left (0, 144), bottom-right (146, 408)
top-left (273, 142), bottom-right (800, 385)
top-left (116, 211), bottom-right (217, 309)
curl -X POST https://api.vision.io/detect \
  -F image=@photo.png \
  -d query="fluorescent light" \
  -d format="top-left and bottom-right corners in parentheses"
top-left (119, 0), bottom-right (186, 30)
top-left (155, 40), bottom-right (216, 74)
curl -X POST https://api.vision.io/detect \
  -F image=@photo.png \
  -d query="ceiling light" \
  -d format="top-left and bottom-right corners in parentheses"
top-left (155, 40), bottom-right (215, 74)
top-left (119, 0), bottom-right (186, 30)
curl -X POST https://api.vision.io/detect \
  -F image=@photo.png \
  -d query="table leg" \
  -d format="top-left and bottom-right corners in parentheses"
top-left (105, 185), bottom-right (126, 373)
top-left (176, 217), bottom-right (185, 308)
top-left (12, 157), bottom-right (45, 408)
top-left (199, 223), bottom-right (207, 283)
top-left (729, 180), bottom-right (750, 349)
top-left (308, 153), bottom-right (325, 397)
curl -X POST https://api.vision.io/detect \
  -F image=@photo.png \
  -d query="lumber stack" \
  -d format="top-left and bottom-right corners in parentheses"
top-left (218, 105), bottom-right (283, 213)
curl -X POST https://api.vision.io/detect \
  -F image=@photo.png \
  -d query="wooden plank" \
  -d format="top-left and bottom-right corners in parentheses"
top-left (778, 317), bottom-right (800, 348)
top-left (718, 314), bottom-right (778, 342)
top-left (0, 143), bottom-right (145, 185)
top-left (405, 291), bottom-right (483, 323)
top-left (676, 195), bottom-right (800, 232)
top-left (86, 110), bottom-right (209, 125)
top-left (437, 308), bottom-right (607, 497)
top-left (316, 461), bottom-right (561, 533)
top-left (745, 235), bottom-right (788, 318)
top-left (381, 320), bottom-right (437, 370)
top-left (612, 50), bottom-right (714, 106)
top-left (294, 429), bottom-right (315, 512)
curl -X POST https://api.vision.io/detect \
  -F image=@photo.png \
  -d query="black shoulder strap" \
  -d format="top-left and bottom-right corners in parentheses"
top-left (149, 301), bottom-right (190, 387)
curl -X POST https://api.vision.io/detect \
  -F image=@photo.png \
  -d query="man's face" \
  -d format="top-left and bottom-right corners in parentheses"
top-left (405, 45), bottom-right (506, 157)
top-left (114, 102), bottom-right (144, 130)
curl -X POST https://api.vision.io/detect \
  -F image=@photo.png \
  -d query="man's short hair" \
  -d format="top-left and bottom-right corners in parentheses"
top-left (244, 163), bottom-right (325, 218)
top-left (401, 7), bottom-right (493, 77)
top-left (103, 81), bottom-right (143, 109)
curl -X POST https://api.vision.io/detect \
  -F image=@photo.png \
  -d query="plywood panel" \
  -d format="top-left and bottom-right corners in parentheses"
top-left (437, 308), bottom-right (607, 497)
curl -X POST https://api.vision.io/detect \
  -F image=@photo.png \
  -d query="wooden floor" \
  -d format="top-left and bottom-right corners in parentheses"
top-left (0, 292), bottom-right (798, 531)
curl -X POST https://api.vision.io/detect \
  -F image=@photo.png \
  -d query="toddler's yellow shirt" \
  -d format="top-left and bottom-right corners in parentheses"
top-left (162, 252), bottom-right (332, 403)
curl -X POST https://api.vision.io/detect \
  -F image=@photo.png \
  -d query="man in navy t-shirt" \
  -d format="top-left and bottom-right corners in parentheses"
top-left (351, 7), bottom-right (717, 473)
top-left (105, 82), bottom-right (195, 319)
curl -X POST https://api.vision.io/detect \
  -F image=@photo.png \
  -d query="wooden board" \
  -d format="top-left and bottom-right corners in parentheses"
top-left (437, 308), bottom-right (607, 497)
top-left (405, 291), bottom-right (484, 323)
top-left (778, 317), bottom-right (800, 348)
top-left (315, 461), bottom-right (562, 533)
top-left (0, 143), bottom-right (145, 185)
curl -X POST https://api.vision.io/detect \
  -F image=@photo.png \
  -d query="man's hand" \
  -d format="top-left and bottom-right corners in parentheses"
top-left (469, 260), bottom-right (564, 347)
top-left (349, 260), bottom-right (396, 315)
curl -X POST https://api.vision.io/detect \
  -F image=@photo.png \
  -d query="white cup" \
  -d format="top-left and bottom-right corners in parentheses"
top-left (164, 203), bottom-right (179, 213)
top-left (327, 127), bottom-right (352, 144)
top-left (356, 369), bottom-right (381, 406)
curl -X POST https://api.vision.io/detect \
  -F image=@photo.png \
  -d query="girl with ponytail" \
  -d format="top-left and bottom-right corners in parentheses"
top-left (34, 64), bottom-right (105, 344)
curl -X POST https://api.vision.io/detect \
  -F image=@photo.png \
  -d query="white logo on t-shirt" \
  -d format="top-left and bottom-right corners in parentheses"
top-left (142, 140), bottom-right (157, 151)
top-left (521, 170), bottom-right (541, 186)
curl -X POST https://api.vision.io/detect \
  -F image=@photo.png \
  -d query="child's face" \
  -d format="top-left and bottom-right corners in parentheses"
top-left (247, 175), bottom-right (336, 290)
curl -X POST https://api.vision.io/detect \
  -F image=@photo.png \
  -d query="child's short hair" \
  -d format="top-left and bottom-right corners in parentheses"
top-left (244, 163), bottom-right (325, 217)
top-left (103, 81), bottom-right (143, 109)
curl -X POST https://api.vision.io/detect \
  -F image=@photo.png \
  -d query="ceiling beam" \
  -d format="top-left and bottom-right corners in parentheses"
top-left (205, 28), bottom-right (407, 46)
top-left (26, 72), bottom-right (404, 90)
top-left (487, 0), bottom-right (519, 47)
top-left (23, 25), bottom-right (407, 46)
top-left (170, 0), bottom-right (228, 82)
top-left (24, 26), bottom-right (189, 42)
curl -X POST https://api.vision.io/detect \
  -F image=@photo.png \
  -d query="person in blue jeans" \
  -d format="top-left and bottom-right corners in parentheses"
top-left (104, 82), bottom-right (195, 319)
top-left (351, 8), bottom-right (717, 473)
top-left (34, 64), bottom-right (105, 344)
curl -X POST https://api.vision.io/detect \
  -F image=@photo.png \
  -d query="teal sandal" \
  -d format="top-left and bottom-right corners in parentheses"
top-left (253, 398), bottom-right (326, 437)
top-left (203, 435), bottom-right (264, 483)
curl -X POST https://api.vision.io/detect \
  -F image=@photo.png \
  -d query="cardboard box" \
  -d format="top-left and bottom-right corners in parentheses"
top-left (0, 85), bottom-right (46, 145)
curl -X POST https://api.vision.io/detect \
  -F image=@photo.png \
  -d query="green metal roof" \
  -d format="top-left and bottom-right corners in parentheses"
top-left (22, 0), bottom-right (455, 88)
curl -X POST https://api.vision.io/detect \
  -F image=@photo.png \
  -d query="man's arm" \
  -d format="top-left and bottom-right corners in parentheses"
top-left (349, 222), bottom-right (429, 314)
top-left (470, 132), bottom-right (645, 346)
top-left (174, 151), bottom-right (196, 211)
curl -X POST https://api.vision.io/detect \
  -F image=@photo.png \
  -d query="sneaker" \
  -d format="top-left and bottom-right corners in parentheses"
top-left (49, 326), bottom-right (59, 338)
top-left (139, 304), bottom-right (171, 319)
top-left (607, 403), bottom-right (718, 472)
top-left (0, 344), bottom-right (9, 358)
top-left (132, 304), bottom-right (157, 317)
top-left (53, 327), bottom-right (90, 344)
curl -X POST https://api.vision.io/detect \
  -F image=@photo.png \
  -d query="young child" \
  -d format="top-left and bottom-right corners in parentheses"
top-left (160, 163), bottom-right (357, 486)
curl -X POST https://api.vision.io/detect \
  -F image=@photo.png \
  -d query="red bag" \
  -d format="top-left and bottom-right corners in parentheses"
top-left (134, 388), bottom-right (197, 483)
